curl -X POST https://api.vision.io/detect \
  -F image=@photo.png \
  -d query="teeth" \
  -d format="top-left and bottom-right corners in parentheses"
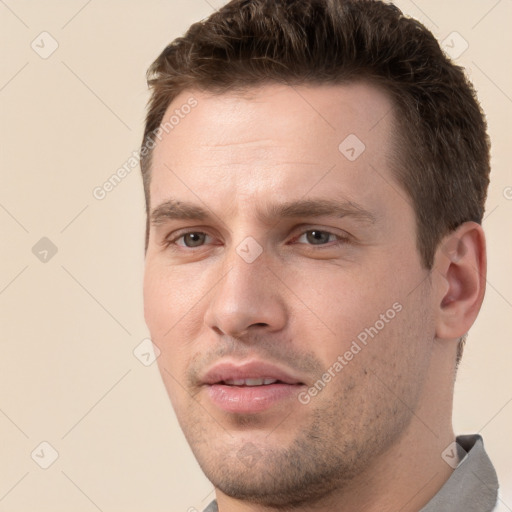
top-left (224, 378), bottom-right (278, 386)
top-left (229, 379), bottom-right (246, 386)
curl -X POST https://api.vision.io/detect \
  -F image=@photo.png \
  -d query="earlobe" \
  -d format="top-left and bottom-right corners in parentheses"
top-left (434, 222), bottom-right (487, 340)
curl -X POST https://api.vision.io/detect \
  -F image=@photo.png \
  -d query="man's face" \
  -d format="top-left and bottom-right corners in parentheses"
top-left (143, 83), bottom-right (436, 506)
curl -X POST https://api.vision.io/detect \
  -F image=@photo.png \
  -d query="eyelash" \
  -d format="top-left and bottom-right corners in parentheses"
top-left (163, 228), bottom-right (351, 251)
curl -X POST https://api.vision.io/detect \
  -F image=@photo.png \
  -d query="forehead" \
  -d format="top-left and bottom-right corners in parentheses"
top-left (149, 82), bottom-right (398, 213)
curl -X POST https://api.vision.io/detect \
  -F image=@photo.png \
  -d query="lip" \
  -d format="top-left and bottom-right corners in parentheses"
top-left (202, 360), bottom-right (304, 386)
top-left (201, 360), bottom-right (306, 414)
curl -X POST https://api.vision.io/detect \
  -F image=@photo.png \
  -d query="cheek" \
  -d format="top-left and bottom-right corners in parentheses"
top-left (143, 268), bottom-right (171, 337)
top-left (144, 268), bottom-right (196, 409)
top-left (289, 266), bottom-right (395, 351)
top-left (143, 261), bottom-right (200, 334)
top-left (143, 262), bottom-right (208, 378)
top-left (290, 254), bottom-right (423, 373)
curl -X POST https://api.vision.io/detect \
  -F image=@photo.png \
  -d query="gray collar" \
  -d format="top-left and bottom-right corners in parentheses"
top-left (420, 434), bottom-right (499, 512)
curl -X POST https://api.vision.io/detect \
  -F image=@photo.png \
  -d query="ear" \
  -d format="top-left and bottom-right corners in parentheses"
top-left (433, 222), bottom-right (487, 340)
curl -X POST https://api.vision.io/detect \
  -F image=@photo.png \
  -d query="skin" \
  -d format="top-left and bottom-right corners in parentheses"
top-left (143, 83), bottom-right (486, 512)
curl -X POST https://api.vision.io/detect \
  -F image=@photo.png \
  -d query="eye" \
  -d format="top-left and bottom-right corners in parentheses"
top-left (296, 230), bottom-right (343, 245)
top-left (169, 231), bottom-right (212, 248)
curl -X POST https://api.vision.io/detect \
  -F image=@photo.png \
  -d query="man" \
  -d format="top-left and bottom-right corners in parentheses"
top-left (141, 0), bottom-right (500, 510)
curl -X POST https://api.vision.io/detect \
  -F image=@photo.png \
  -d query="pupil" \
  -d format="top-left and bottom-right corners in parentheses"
top-left (185, 233), bottom-right (205, 247)
top-left (307, 230), bottom-right (329, 244)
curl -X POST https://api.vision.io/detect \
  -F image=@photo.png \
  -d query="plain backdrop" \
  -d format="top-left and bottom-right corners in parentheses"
top-left (1, 1), bottom-right (511, 511)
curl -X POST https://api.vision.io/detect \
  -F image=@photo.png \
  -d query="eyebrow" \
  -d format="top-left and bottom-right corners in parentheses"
top-left (150, 198), bottom-right (377, 226)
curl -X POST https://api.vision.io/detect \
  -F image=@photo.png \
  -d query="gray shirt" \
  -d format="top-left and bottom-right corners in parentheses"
top-left (202, 434), bottom-right (499, 512)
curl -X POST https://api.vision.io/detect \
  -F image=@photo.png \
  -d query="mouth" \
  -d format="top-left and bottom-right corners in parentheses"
top-left (201, 361), bottom-right (306, 414)
top-left (221, 378), bottom-right (288, 386)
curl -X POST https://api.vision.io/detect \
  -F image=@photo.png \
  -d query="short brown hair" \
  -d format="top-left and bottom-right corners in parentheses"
top-left (141, 0), bottom-right (491, 361)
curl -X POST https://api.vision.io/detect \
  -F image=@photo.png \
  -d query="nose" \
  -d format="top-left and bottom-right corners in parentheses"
top-left (203, 249), bottom-right (288, 339)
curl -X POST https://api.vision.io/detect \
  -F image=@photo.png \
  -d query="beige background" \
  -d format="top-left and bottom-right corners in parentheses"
top-left (1, 1), bottom-right (511, 511)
